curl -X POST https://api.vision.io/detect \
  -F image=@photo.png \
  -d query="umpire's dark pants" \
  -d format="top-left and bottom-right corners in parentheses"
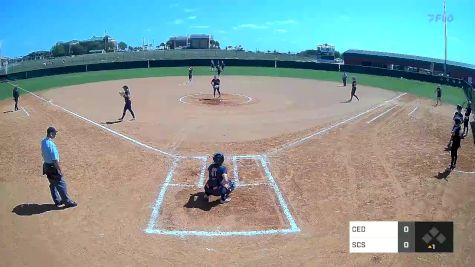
top-left (43, 163), bottom-right (74, 205)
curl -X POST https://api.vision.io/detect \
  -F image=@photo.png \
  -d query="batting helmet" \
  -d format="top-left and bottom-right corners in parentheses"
top-left (213, 153), bottom-right (224, 165)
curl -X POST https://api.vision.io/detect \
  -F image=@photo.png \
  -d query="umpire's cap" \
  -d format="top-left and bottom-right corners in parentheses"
top-left (47, 127), bottom-right (58, 134)
top-left (213, 152), bottom-right (224, 165)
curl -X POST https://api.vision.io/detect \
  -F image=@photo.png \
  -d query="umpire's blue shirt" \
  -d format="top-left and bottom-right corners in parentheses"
top-left (41, 137), bottom-right (59, 164)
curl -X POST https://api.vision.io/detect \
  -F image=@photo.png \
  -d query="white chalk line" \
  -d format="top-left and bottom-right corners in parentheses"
top-left (269, 93), bottom-right (407, 155)
top-left (408, 106), bottom-right (418, 116)
top-left (366, 105), bottom-right (398, 124)
top-left (21, 107), bottom-right (30, 117)
top-left (146, 158), bottom-right (180, 232)
top-left (146, 154), bottom-right (300, 237)
top-left (453, 170), bottom-right (475, 175)
top-left (169, 182), bottom-right (268, 187)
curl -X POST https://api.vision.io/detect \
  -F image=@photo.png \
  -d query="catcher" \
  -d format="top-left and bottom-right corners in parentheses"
top-left (203, 153), bottom-right (235, 204)
top-left (118, 85), bottom-right (135, 121)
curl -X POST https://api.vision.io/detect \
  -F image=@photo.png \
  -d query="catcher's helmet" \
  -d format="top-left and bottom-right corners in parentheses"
top-left (213, 153), bottom-right (224, 165)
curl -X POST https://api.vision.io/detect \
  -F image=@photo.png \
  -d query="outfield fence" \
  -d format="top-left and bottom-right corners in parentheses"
top-left (1, 51), bottom-right (473, 107)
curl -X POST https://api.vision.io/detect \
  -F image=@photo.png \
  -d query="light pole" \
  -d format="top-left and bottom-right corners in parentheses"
top-left (443, 0), bottom-right (447, 76)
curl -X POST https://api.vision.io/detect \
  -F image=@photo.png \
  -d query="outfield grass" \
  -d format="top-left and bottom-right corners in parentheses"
top-left (0, 67), bottom-right (467, 105)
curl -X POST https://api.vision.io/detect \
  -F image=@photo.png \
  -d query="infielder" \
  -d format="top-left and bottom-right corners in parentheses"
top-left (211, 75), bottom-right (221, 98)
top-left (119, 85), bottom-right (135, 121)
top-left (203, 153), bottom-right (235, 204)
top-left (349, 77), bottom-right (359, 102)
top-left (13, 86), bottom-right (20, 111)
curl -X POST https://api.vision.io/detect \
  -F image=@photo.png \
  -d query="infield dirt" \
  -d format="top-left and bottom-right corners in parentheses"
top-left (1, 76), bottom-right (474, 266)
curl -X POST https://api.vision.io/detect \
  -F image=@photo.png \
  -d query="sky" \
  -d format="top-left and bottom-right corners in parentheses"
top-left (1, 0), bottom-right (474, 64)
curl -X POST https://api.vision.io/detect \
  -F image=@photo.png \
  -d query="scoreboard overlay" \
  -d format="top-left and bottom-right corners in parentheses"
top-left (349, 221), bottom-right (453, 253)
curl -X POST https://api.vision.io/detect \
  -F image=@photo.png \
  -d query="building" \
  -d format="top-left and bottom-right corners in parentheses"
top-left (167, 34), bottom-right (215, 49)
top-left (316, 43), bottom-right (335, 62)
top-left (168, 36), bottom-right (189, 49)
top-left (343, 49), bottom-right (475, 82)
top-left (189, 34), bottom-right (211, 49)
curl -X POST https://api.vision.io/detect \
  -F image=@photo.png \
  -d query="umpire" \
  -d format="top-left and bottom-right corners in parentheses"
top-left (41, 127), bottom-right (77, 208)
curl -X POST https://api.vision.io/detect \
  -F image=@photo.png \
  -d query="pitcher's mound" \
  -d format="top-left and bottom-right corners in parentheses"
top-left (179, 93), bottom-right (253, 106)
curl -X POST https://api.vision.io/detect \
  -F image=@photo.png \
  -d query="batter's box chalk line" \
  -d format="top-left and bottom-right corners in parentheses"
top-left (145, 154), bottom-right (301, 237)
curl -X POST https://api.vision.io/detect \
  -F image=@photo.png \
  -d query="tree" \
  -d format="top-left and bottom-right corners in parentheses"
top-left (71, 44), bottom-right (87, 55)
top-left (118, 42), bottom-right (127, 51)
top-left (128, 46), bottom-right (134, 51)
top-left (334, 51), bottom-right (341, 59)
top-left (51, 44), bottom-right (67, 57)
top-left (297, 49), bottom-right (318, 57)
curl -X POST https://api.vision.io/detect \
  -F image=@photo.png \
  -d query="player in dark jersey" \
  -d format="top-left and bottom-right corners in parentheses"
top-left (449, 117), bottom-right (462, 170)
top-left (203, 153), bottom-right (235, 204)
top-left (435, 85), bottom-right (442, 106)
top-left (447, 105), bottom-right (464, 147)
top-left (348, 77), bottom-right (359, 102)
top-left (217, 65), bottom-right (222, 76)
top-left (118, 85), bottom-right (135, 121)
top-left (211, 75), bottom-right (221, 98)
top-left (13, 86), bottom-right (20, 111)
top-left (188, 66), bottom-right (193, 82)
top-left (463, 101), bottom-right (472, 137)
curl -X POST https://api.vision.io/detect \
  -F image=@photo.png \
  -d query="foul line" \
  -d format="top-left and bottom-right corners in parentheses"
top-left (21, 107), bottom-right (30, 117)
top-left (453, 170), bottom-right (475, 175)
top-left (366, 105), bottom-right (398, 124)
top-left (8, 82), bottom-right (183, 159)
top-left (408, 106), bottom-right (418, 116)
top-left (269, 93), bottom-right (406, 155)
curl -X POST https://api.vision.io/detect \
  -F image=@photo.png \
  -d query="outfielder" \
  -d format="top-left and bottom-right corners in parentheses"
top-left (119, 85), bottom-right (135, 121)
top-left (342, 72), bottom-right (348, 86)
top-left (435, 85), bottom-right (442, 106)
top-left (203, 153), bottom-right (235, 204)
top-left (188, 66), bottom-right (193, 82)
top-left (211, 75), bottom-right (221, 98)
